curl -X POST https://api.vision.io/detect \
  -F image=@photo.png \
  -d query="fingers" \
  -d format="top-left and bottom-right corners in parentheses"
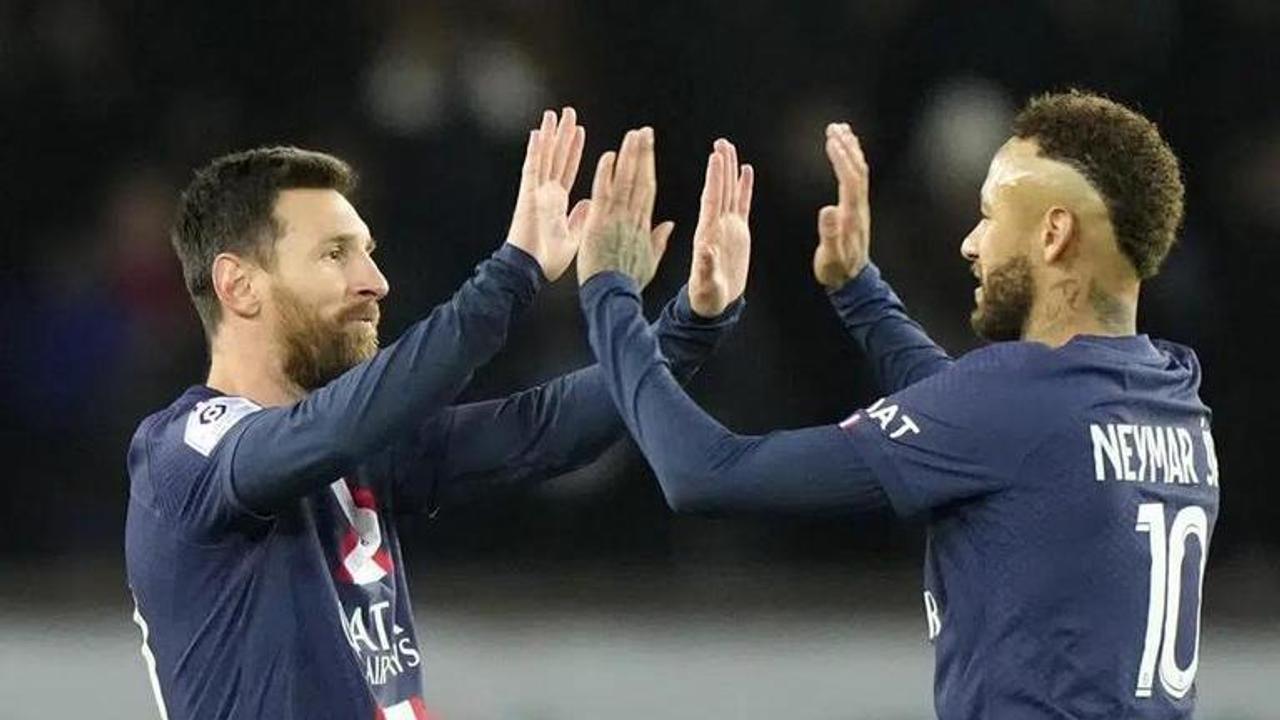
top-left (536, 110), bottom-right (557, 182)
top-left (521, 129), bottom-right (539, 184)
top-left (611, 130), bottom-right (640, 213)
top-left (591, 151), bottom-right (616, 205)
top-left (723, 140), bottom-right (737, 214)
top-left (737, 163), bottom-right (754, 221)
top-left (817, 205), bottom-right (840, 246)
top-left (843, 125), bottom-right (868, 174)
top-left (548, 107), bottom-right (575, 182)
top-left (711, 139), bottom-right (734, 215)
top-left (567, 199), bottom-right (592, 235)
top-left (707, 138), bottom-right (750, 219)
top-left (825, 123), bottom-right (868, 211)
top-left (548, 107), bottom-right (579, 187)
top-left (634, 127), bottom-right (656, 226)
top-left (522, 107), bottom-right (587, 191)
top-left (699, 151), bottom-right (724, 223)
top-left (651, 220), bottom-right (674, 268)
top-left (561, 125), bottom-right (586, 190)
top-left (825, 132), bottom-right (853, 211)
top-left (601, 127), bottom-right (656, 226)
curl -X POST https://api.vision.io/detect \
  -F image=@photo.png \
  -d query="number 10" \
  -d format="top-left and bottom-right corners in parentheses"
top-left (1134, 502), bottom-right (1209, 699)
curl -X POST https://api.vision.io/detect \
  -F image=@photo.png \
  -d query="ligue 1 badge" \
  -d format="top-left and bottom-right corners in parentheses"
top-left (198, 402), bottom-right (227, 425)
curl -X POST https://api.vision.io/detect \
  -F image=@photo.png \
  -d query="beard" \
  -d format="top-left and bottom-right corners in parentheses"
top-left (970, 254), bottom-right (1035, 342)
top-left (272, 285), bottom-right (380, 391)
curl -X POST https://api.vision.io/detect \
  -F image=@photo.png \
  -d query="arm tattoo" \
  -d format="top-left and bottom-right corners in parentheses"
top-left (591, 220), bottom-right (656, 286)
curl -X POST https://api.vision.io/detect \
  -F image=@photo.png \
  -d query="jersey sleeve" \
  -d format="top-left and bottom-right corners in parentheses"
top-left (391, 286), bottom-right (745, 513)
top-left (145, 244), bottom-right (544, 526)
top-left (827, 263), bottom-right (954, 393)
top-left (838, 348), bottom-right (1039, 517)
top-left (128, 397), bottom-right (273, 537)
top-left (580, 271), bottom-right (887, 515)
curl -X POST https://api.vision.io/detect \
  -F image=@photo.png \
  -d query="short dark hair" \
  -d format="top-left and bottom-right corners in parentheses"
top-left (1011, 90), bottom-right (1184, 279)
top-left (172, 146), bottom-right (357, 337)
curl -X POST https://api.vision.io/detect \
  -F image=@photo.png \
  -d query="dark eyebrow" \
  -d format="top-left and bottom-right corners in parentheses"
top-left (326, 233), bottom-right (376, 252)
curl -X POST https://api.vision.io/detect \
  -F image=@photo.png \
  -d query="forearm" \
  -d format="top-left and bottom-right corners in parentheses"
top-left (657, 286), bottom-right (744, 381)
top-left (582, 272), bottom-right (886, 514)
top-left (423, 287), bottom-right (744, 502)
top-left (829, 263), bottom-right (953, 392)
top-left (228, 244), bottom-right (543, 512)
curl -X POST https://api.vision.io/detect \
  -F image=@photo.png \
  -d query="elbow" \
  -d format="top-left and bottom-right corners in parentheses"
top-left (324, 429), bottom-right (367, 477)
top-left (656, 469), bottom-right (717, 514)
top-left (326, 426), bottom-right (360, 466)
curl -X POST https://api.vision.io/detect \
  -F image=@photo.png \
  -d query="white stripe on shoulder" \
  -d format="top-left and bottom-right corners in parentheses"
top-left (183, 396), bottom-right (263, 457)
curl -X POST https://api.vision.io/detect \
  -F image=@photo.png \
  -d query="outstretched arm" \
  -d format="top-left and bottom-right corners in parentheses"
top-left (220, 109), bottom-right (585, 516)
top-left (573, 136), bottom-right (887, 514)
top-left (580, 273), bottom-right (886, 514)
top-left (814, 124), bottom-right (952, 392)
top-left (405, 132), bottom-right (757, 508)
top-left (402, 287), bottom-right (743, 509)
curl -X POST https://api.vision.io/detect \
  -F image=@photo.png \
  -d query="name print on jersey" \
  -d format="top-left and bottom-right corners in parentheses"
top-left (1090, 422), bottom-right (1220, 487)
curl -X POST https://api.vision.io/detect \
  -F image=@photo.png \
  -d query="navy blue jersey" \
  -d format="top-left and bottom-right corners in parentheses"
top-left (841, 336), bottom-right (1217, 718)
top-left (128, 386), bottom-right (434, 719)
top-left (126, 246), bottom-right (741, 720)
top-left (581, 268), bottom-right (1218, 720)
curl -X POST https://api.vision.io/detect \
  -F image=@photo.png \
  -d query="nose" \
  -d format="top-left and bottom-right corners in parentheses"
top-left (960, 224), bottom-right (980, 263)
top-left (355, 253), bottom-right (390, 301)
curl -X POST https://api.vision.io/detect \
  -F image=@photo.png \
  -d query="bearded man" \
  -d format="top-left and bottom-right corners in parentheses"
top-left (576, 91), bottom-right (1218, 719)
top-left (124, 110), bottom-right (746, 720)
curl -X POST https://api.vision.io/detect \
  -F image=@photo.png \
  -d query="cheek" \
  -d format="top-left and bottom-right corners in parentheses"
top-left (297, 269), bottom-right (349, 311)
top-left (983, 224), bottom-right (1024, 264)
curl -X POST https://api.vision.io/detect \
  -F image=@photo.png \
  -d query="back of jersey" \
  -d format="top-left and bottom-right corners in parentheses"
top-left (841, 334), bottom-right (1219, 719)
top-left (940, 335), bottom-right (1218, 718)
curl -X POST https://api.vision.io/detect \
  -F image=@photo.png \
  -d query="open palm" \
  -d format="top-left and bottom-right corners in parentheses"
top-left (506, 107), bottom-right (588, 281)
top-left (689, 139), bottom-right (754, 317)
top-left (813, 123), bottom-right (871, 289)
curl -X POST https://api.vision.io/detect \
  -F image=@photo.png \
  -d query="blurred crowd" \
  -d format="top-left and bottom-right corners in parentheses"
top-left (2, 0), bottom-right (1276, 579)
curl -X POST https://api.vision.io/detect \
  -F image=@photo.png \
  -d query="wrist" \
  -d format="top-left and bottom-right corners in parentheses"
top-left (495, 243), bottom-right (547, 290)
top-left (826, 261), bottom-right (880, 298)
top-left (580, 271), bottom-right (642, 317)
top-left (677, 286), bottom-right (743, 325)
top-left (689, 299), bottom-right (726, 319)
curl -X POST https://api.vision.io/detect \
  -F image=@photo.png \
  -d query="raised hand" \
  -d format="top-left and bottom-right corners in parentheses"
top-left (575, 127), bottom-right (675, 289)
top-left (688, 138), bottom-right (753, 317)
top-left (506, 107), bottom-right (589, 281)
top-left (813, 123), bottom-right (872, 289)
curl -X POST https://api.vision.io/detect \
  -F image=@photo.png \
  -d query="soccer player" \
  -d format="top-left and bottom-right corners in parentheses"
top-left (125, 111), bottom-right (747, 719)
top-left (576, 91), bottom-right (1219, 718)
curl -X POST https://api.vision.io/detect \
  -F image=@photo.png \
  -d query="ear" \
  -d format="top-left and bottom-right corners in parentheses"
top-left (1041, 207), bottom-right (1076, 264)
top-left (211, 253), bottom-right (264, 320)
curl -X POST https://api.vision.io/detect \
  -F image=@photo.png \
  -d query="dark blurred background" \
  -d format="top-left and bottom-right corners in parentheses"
top-left (1, 1), bottom-right (1277, 717)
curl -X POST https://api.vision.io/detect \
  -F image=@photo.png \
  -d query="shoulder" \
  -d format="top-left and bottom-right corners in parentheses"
top-left (952, 340), bottom-right (1059, 377)
top-left (128, 389), bottom-right (263, 500)
top-left (892, 341), bottom-right (1058, 406)
top-left (857, 341), bottom-right (1072, 447)
top-left (181, 395), bottom-right (264, 458)
top-left (1150, 338), bottom-right (1202, 376)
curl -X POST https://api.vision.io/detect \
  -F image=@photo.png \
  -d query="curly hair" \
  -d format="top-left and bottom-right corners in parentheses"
top-left (172, 146), bottom-right (356, 337)
top-left (1011, 90), bottom-right (1184, 279)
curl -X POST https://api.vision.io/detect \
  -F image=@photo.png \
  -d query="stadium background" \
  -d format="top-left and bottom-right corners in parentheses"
top-left (1, 1), bottom-right (1276, 717)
